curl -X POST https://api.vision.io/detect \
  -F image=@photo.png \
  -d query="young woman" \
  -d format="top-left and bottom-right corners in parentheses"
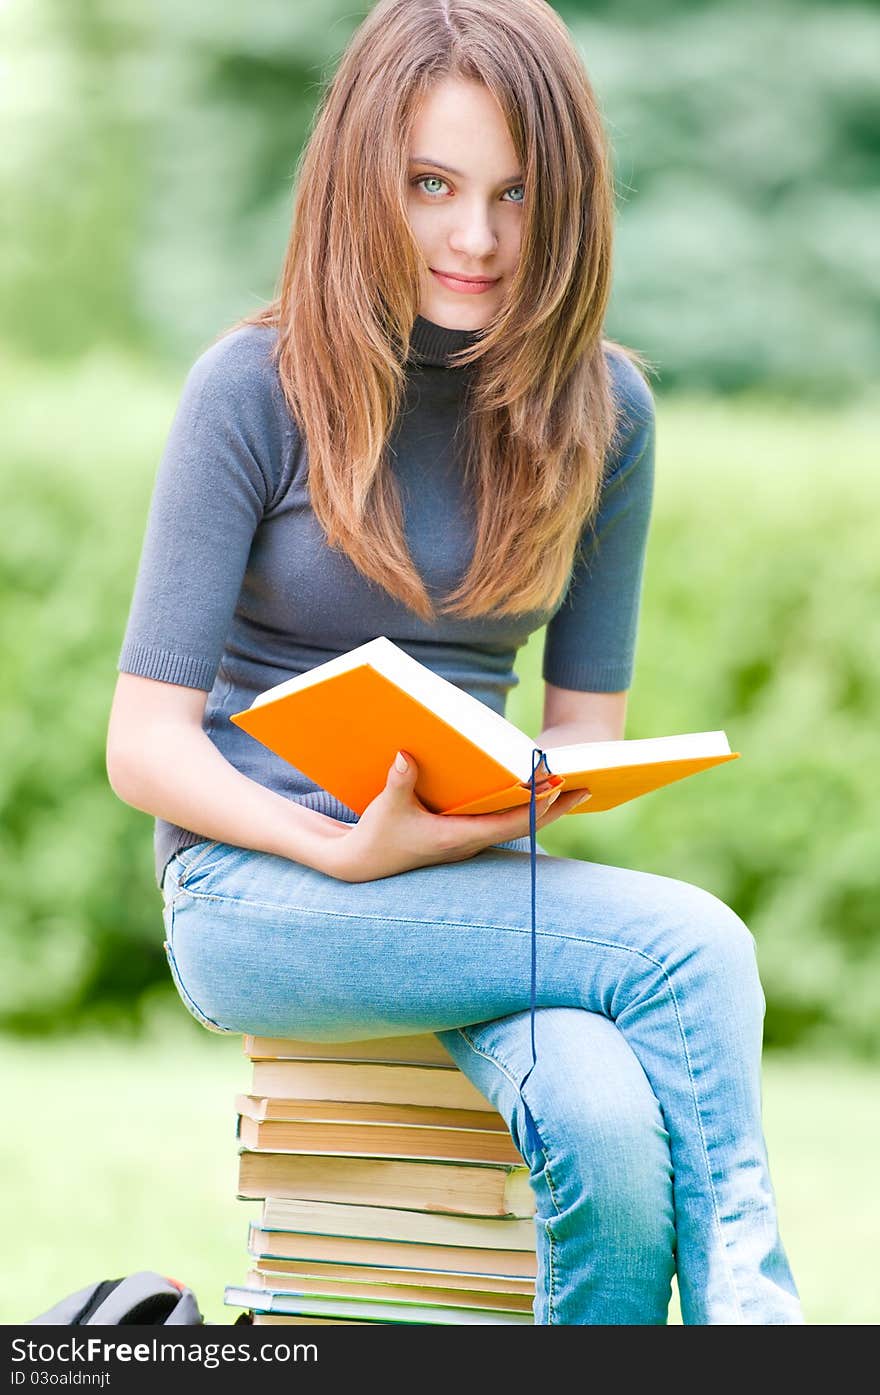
top-left (106, 0), bottom-right (803, 1324)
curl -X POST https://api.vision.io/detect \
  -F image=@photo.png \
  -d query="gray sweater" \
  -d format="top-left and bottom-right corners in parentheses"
top-left (118, 315), bottom-right (655, 887)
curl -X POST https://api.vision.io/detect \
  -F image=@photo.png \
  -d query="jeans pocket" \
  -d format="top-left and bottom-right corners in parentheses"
top-left (169, 839), bottom-right (226, 895)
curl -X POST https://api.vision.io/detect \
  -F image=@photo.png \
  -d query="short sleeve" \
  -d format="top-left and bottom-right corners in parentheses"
top-left (117, 325), bottom-right (287, 691)
top-left (541, 351), bottom-right (655, 692)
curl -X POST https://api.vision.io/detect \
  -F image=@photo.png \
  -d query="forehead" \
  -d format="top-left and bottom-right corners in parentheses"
top-left (409, 76), bottom-right (518, 174)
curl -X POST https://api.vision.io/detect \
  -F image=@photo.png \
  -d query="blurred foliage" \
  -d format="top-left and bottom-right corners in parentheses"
top-left (1, 351), bottom-right (878, 1054)
top-left (1, 1), bottom-right (877, 1051)
top-left (1, 0), bottom-right (878, 395)
top-left (515, 396), bottom-right (880, 1058)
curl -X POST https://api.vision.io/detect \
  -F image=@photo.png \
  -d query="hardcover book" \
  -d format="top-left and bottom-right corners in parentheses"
top-left (235, 1103), bottom-right (523, 1165)
top-left (248, 1252), bottom-right (535, 1294)
top-left (230, 634), bottom-right (739, 817)
top-left (247, 1059), bottom-right (496, 1112)
top-left (242, 1266), bottom-right (533, 1313)
top-left (258, 1196), bottom-right (537, 1251)
top-left (243, 1033), bottom-right (456, 1067)
top-left (224, 1282), bottom-right (533, 1325)
top-left (249, 1227), bottom-right (538, 1279)
top-left (237, 1150), bottom-right (534, 1217)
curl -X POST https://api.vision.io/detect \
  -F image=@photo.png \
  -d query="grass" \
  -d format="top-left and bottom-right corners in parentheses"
top-left (2, 1015), bottom-right (877, 1326)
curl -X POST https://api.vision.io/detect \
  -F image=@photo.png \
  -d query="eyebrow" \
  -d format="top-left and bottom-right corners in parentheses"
top-left (408, 156), bottom-right (523, 184)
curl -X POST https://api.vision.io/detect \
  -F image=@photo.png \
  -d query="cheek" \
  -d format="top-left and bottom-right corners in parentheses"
top-left (405, 201), bottom-right (434, 253)
top-left (506, 218), bottom-right (523, 262)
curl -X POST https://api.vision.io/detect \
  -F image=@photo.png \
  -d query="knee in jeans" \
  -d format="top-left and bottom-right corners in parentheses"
top-left (537, 1091), bottom-right (672, 1229)
top-left (663, 879), bottom-right (760, 976)
top-left (525, 1062), bottom-right (670, 1205)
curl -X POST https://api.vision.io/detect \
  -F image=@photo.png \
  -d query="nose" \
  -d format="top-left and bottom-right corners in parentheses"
top-left (447, 197), bottom-right (499, 261)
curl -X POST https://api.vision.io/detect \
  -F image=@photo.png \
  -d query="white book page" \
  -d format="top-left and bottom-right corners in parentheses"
top-left (544, 731), bottom-right (731, 774)
top-left (246, 635), bottom-right (536, 778)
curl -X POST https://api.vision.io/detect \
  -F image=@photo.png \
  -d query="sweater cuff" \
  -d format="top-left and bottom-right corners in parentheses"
top-left (117, 640), bottom-right (217, 691)
top-left (541, 656), bottom-right (633, 692)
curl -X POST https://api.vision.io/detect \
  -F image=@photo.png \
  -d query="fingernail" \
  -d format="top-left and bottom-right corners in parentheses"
top-left (394, 751), bottom-right (408, 773)
top-left (573, 791), bottom-right (592, 809)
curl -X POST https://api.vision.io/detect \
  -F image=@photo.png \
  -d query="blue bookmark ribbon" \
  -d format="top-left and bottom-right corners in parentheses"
top-left (517, 746), bottom-right (553, 1158)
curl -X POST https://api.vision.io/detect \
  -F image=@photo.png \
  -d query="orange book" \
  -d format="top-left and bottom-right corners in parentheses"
top-left (229, 635), bottom-right (739, 816)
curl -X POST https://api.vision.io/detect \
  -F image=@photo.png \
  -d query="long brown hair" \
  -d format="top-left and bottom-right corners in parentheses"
top-left (229, 0), bottom-right (651, 622)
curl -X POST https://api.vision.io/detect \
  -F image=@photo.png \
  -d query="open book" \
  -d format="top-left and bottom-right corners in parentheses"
top-left (230, 634), bottom-right (739, 817)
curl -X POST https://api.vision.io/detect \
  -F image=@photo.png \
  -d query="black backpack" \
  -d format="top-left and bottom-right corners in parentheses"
top-left (28, 1271), bottom-right (206, 1325)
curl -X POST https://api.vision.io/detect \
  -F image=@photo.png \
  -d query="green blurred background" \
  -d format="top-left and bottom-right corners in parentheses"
top-left (1, 0), bottom-right (877, 1324)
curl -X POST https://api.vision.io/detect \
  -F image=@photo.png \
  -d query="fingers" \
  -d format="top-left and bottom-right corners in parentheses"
top-left (443, 787), bottom-right (566, 845)
top-left (536, 788), bottom-right (592, 825)
top-left (536, 790), bottom-right (564, 821)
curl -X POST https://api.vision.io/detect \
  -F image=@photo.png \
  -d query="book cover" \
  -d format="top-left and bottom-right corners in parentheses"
top-left (230, 634), bottom-right (739, 817)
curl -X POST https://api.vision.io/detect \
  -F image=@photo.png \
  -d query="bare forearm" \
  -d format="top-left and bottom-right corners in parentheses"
top-left (536, 720), bottom-right (625, 749)
top-left (108, 723), bottom-right (347, 873)
top-left (533, 720), bottom-right (628, 784)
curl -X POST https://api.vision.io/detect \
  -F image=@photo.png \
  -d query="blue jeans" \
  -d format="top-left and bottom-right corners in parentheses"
top-left (161, 834), bottom-right (804, 1325)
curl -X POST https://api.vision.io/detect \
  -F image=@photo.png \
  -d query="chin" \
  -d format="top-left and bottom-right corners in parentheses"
top-left (421, 299), bottom-right (493, 329)
top-left (430, 314), bottom-right (489, 330)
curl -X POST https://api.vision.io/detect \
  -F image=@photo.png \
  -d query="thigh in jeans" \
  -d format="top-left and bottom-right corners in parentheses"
top-left (159, 834), bottom-right (548, 1037)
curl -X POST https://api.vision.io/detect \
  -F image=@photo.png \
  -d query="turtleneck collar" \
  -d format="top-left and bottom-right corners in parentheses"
top-left (407, 313), bottom-right (485, 368)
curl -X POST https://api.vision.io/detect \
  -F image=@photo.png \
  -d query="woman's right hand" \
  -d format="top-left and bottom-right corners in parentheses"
top-left (317, 750), bottom-right (591, 883)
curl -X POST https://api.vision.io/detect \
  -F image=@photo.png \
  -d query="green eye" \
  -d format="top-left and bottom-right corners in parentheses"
top-left (414, 176), bottom-right (448, 196)
top-left (412, 176), bottom-right (525, 203)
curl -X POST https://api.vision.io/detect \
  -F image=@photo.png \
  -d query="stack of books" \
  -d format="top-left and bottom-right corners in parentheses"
top-left (223, 1033), bottom-right (537, 1325)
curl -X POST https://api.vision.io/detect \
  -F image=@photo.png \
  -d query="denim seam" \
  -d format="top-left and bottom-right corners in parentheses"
top-left (543, 1162), bottom-right (562, 1324)
top-left (159, 891), bottom-right (655, 956)
top-left (171, 887), bottom-right (743, 1317)
top-left (178, 839), bottom-right (220, 874)
top-left (616, 978), bottom-right (744, 1321)
top-left (168, 840), bottom-right (222, 895)
top-left (456, 1028), bottom-right (562, 1324)
top-left (164, 939), bottom-right (232, 1033)
top-left (458, 936), bottom-right (742, 1320)
top-left (164, 900), bottom-right (233, 1034)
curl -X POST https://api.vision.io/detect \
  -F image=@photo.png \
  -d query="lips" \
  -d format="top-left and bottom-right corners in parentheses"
top-left (433, 272), bottom-right (497, 284)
